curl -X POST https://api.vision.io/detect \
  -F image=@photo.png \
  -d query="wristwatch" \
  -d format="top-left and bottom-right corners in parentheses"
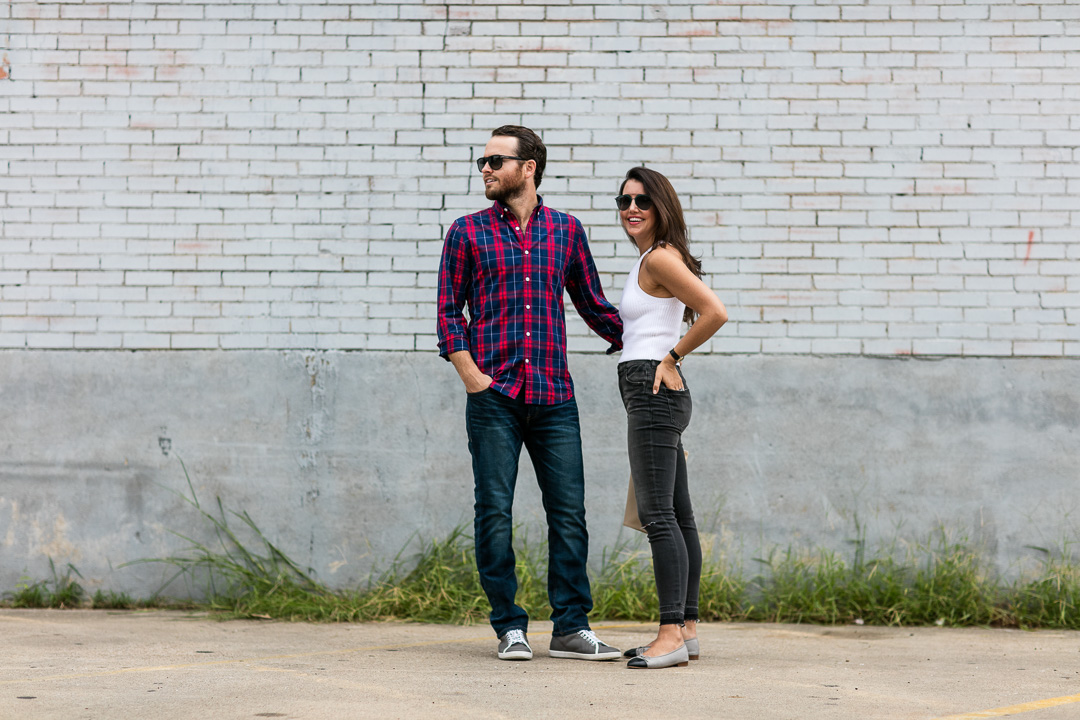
top-left (668, 348), bottom-right (683, 363)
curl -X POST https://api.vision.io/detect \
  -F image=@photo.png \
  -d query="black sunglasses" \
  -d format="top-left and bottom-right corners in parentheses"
top-left (615, 194), bottom-right (653, 212)
top-left (476, 155), bottom-right (526, 172)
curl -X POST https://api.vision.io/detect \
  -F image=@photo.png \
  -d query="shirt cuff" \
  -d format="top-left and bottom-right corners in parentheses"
top-left (438, 336), bottom-right (471, 361)
top-left (605, 341), bottom-right (621, 355)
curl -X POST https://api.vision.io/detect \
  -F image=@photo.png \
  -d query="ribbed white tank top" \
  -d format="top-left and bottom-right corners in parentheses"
top-left (619, 247), bottom-right (685, 362)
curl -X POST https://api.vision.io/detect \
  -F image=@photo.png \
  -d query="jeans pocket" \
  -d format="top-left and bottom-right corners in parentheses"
top-left (670, 388), bottom-right (692, 432)
top-left (654, 384), bottom-right (690, 430)
top-left (467, 386), bottom-right (499, 403)
top-left (624, 364), bottom-right (648, 386)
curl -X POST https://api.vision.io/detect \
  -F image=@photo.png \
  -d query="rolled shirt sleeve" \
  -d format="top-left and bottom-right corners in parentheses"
top-left (565, 218), bottom-right (623, 353)
top-left (436, 219), bottom-right (473, 361)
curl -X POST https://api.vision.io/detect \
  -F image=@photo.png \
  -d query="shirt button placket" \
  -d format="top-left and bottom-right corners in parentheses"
top-left (522, 225), bottom-right (532, 402)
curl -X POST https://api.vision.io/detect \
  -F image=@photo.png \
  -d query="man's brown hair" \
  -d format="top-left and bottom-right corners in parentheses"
top-left (491, 125), bottom-right (547, 189)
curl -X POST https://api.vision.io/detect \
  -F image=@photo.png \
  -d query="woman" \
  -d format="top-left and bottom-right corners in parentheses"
top-left (615, 167), bottom-right (728, 669)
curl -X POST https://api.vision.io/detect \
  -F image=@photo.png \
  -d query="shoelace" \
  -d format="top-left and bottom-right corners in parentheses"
top-left (505, 629), bottom-right (529, 648)
top-left (577, 629), bottom-right (602, 649)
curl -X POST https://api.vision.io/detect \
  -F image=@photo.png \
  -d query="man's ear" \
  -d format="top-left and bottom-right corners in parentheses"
top-left (522, 159), bottom-right (536, 180)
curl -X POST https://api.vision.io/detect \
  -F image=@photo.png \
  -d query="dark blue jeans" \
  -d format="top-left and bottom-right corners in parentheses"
top-left (618, 359), bottom-right (701, 626)
top-left (465, 388), bottom-right (593, 638)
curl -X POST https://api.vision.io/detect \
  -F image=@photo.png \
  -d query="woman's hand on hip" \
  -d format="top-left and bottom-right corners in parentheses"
top-left (653, 357), bottom-right (683, 394)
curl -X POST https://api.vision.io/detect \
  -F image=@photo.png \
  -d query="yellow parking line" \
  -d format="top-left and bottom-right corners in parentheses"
top-left (0, 637), bottom-right (489, 685)
top-left (935, 692), bottom-right (1080, 719)
top-left (0, 621), bottom-right (649, 686)
top-left (0, 615), bottom-right (55, 625)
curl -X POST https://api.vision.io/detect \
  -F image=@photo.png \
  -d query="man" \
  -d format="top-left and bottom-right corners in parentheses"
top-left (437, 125), bottom-right (623, 661)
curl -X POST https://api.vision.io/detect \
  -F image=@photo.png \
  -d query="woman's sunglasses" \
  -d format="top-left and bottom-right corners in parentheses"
top-left (615, 194), bottom-right (653, 212)
top-left (476, 155), bottom-right (526, 172)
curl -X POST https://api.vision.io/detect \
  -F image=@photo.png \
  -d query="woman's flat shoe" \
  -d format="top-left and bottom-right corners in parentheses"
top-left (624, 637), bottom-right (699, 660)
top-left (626, 644), bottom-right (689, 669)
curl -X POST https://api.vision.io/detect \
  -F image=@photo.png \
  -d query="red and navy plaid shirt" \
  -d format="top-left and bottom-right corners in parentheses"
top-left (437, 197), bottom-right (622, 405)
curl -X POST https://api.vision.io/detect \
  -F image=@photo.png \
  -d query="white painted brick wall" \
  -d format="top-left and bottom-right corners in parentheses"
top-left (1, 1), bottom-right (1078, 356)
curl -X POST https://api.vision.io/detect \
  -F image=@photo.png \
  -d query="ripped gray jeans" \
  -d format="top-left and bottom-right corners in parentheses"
top-left (617, 359), bottom-right (701, 626)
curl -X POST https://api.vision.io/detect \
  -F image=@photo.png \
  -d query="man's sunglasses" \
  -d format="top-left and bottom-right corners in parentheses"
top-left (615, 194), bottom-right (653, 212)
top-left (476, 155), bottom-right (526, 172)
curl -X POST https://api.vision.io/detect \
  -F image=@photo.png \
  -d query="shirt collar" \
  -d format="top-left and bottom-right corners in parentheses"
top-left (493, 194), bottom-right (544, 221)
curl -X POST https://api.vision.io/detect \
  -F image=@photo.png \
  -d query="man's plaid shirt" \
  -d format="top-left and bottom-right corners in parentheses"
top-left (437, 197), bottom-right (623, 405)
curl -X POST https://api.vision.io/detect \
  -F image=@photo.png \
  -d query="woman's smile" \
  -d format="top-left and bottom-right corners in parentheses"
top-left (619, 178), bottom-right (655, 245)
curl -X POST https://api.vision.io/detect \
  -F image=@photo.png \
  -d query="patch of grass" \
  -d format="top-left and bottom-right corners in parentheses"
top-left (589, 542), bottom-right (661, 621)
top-left (7, 579), bottom-right (51, 609)
top-left (4, 558), bottom-right (85, 609)
top-left (590, 540), bottom-right (747, 622)
top-left (748, 536), bottom-right (1006, 626)
top-left (137, 467), bottom-right (1080, 628)
top-left (11, 461), bottom-right (1079, 629)
top-left (120, 458), bottom-right (330, 619)
top-left (354, 527), bottom-right (493, 623)
top-left (2, 564), bottom-right (171, 611)
top-left (1004, 546), bottom-right (1080, 629)
top-left (133, 470), bottom-right (1080, 629)
top-left (91, 590), bottom-right (140, 610)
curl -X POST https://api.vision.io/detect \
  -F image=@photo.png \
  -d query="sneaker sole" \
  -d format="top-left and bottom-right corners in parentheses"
top-left (548, 650), bottom-right (622, 661)
top-left (498, 650), bottom-right (533, 661)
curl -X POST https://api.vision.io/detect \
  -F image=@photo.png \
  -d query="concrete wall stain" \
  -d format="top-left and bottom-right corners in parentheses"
top-left (1, 499), bottom-right (19, 549)
top-left (34, 513), bottom-right (80, 563)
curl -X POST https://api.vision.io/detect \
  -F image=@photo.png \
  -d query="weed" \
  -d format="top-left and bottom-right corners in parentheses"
top-left (1006, 546), bottom-right (1080, 629)
top-left (4, 558), bottom-right (85, 609)
top-left (9, 461), bottom-right (1080, 629)
top-left (134, 472), bottom-right (1080, 628)
top-left (8, 579), bottom-right (50, 609)
top-left (91, 590), bottom-right (138, 610)
top-left (121, 457), bottom-right (326, 615)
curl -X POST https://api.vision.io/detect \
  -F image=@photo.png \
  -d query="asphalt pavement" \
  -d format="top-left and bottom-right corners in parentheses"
top-left (2, 609), bottom-right (1079, 719)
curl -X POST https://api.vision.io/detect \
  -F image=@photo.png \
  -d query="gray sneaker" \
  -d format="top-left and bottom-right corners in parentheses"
top-left (498, 629), bottom-right (533, 661)
top-left (549, 629), bottom-right (621, 661)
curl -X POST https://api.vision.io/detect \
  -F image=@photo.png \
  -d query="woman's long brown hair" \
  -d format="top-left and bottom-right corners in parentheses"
top-left (619, 166), bottom-right (703, 325)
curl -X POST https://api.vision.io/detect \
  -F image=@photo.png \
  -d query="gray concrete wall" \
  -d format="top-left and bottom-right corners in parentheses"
top-left (1, 350), bottom-right (1078, 597)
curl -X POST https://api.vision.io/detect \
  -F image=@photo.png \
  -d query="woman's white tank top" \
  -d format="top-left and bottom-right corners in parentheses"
top-left (619, 247), bottom-right (685, 362)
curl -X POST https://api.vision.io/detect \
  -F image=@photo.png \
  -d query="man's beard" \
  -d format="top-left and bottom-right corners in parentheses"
top-left (484, 168), bottom-right (528, 203)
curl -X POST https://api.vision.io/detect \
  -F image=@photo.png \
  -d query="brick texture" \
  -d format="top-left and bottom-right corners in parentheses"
top-left (2, 1), bottom-right (1078, 355)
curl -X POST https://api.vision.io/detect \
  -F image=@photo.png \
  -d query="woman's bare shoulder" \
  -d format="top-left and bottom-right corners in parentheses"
top-left (643, 244), bottom-right (687, 273)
